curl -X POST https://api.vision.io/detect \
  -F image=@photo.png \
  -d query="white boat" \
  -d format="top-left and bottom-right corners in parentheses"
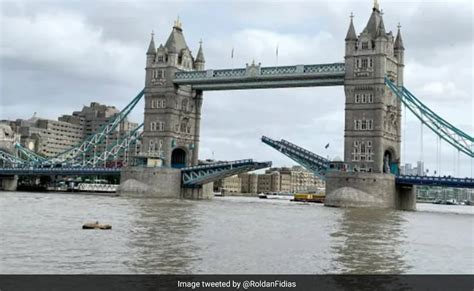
top-left (77, 183), bottom-right (118, 193)
top-left (445, 199), bottom-right (458, 205)
top-left (258, 192), bottom-right (293, 200)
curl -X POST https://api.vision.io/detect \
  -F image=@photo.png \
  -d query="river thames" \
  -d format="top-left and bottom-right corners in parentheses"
top-left (0, 191), bottom-right (472, 274)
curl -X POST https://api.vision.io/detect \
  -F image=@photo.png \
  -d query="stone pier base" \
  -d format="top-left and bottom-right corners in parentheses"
top-left (325, 172), bottom-right (416, 210)
top-left (118, 167), bottom-right (214, 200)
top-left (181, 183), bottom-right (214, 199)
top-left (118, 167), bottom-right (182, 198)
top-left (0, 175), bottom-right (18, 191)
top-left (396, 184), bottom-right (417, 210)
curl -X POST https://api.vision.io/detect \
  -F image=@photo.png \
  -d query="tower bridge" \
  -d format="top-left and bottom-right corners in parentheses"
top-left (1, 2), bottom-right (472, 207)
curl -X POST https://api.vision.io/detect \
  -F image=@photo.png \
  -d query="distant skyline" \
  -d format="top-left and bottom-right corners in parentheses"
top-left (1, 0), bottom-right (472, 176)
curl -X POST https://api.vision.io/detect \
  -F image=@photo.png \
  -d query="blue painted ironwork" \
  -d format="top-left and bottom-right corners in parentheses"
top-left (262, 136), bottom-right (473, 188)
top-left (42, 89), bottom-right (145, 166)
top-left (0, 150), bottom-right (26, 167)
top-left (14, 143), bottom-right (46, 163)
top-left (181, 159), bottom-right (272, 187)
top-left (174, 63), bottom-right (345, 90)
top-left (261, 136), bottom-right (329, 179)
top-left (0, 90), bottom-right (144, 169)
top-left (0, 167), bottom-right (120, 176)
top-left (385, 77), bottom-right (473, 157)
top-left (396, 175), bottom-right (474, 189)
top-left (83, 123), bottom-right (143, 167)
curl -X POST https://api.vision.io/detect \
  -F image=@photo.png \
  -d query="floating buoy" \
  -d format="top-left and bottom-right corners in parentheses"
top-left (82, 221), bottom-right (112, 230)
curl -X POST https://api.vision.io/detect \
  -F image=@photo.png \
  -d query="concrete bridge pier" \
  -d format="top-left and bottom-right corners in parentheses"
top-left (181, 183), bottom-right (214, 199)
top-left (0, 175), bottom-right (18, 191)
top-left (118, 167), bottom-right (182, 198)
top-left (118, 167), bottom-right (214, 199)
top-left (396, 185), bottom-right (417, 210)
top-left (325, 172), bottom-right (416, 210)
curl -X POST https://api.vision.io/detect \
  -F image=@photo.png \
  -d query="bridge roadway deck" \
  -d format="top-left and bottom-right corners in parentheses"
top-left (0, 167), bottom-right (121, 176)
top-left (173, 63), bottom-right (345, 90)
top-left (1, 168), bottom-right (472, 188)
top-left (396, 175), bottom-right (474, 188)
top-left (181, 159), bottom-right (272, 187)
top-left (0, 159), bottom-right (273, 187)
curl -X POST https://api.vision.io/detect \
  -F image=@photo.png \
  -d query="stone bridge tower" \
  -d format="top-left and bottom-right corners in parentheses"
top-left (143, 19), bottom-right (205, 168)
top-left (343, 1), bottom-right (405, 174)
top-left (325, 2), bottom-right (413, 210)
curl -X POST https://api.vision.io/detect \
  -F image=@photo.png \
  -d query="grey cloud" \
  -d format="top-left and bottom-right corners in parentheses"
top-left (0, 0), bottom-right (472, 176)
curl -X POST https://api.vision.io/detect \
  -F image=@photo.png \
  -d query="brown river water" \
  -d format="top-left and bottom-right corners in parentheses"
top-left (0, 191), bottom-right (472, 274)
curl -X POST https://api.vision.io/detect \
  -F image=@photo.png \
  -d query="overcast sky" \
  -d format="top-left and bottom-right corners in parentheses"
top-left (1, 0), bottom-right (472, 176)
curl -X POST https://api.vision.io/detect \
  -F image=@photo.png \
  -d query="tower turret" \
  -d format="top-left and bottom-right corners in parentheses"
top-left (195, 40), bottom-right (205, 70)
top-left (345, 13), bottom-right (357, 56)
top-left (376, 16), bottom-right (386, 38)
top-left (375, 16), bottom-right (388, 55)
top-left (394, 24), bottom-right (405, 85)
top-left (394, 24), bottom-right (405, 51)
top-left (146, 31), bottom-right (156, 67)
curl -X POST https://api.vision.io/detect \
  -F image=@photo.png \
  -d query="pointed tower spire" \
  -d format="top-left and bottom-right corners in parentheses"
top-left (174, 15), bottom-right (182, 30)
top-left (363, 3), bottom-right (382, 38)
top-left (195, 39), bottom-right (205, 70)
top-left (373, 0), bottom-right (380, 11)
top-left (377, 14), bottom-right (386, 38)
top-left (147, 30), bottom-right (156, 55)
top-left (394, 23), bottom-right (405, 50)
top-left (196, 39), bottom-right (205, 62)
top-left (345, 13), bottom-right (357, 41)
top-left (165, 18), bottom-right (188, 54)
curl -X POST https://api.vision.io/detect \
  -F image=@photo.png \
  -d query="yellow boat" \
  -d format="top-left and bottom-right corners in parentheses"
top-left (292, 193), bottom-right (325, 203)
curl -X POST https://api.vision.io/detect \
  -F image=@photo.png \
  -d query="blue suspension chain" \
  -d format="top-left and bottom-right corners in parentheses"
top-left (403, 103), bottom-right (407, 166)
top-left (439, 138), bottom-right (442, 176)
top-left (452, 147), bottom-right (456, 177)
top-left (436, 136), bottom-right (440, 176)
top-left (457, 150), bottom-right (460, 177)
top-left (420, 121), bottom-right (424, 166)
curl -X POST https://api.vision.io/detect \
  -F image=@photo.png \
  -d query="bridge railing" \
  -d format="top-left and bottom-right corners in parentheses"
top-left (280, 139), bottom-right (329, 166)
top-left (182, 159), bottom-right (254, 171)
top-left (181, 159), bottom-right (272, 186)
top-left (263, 136), bottom-right (329, 167)
top-left (260, 66), bottom-right (297, 76)
top-left (213, 69), bottom-right (246, 78)
top-left (261, 136), bottom-right (329, 179)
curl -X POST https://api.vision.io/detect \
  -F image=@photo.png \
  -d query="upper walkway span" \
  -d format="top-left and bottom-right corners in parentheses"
top-left (173, 63), bottom-right (345, 90)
